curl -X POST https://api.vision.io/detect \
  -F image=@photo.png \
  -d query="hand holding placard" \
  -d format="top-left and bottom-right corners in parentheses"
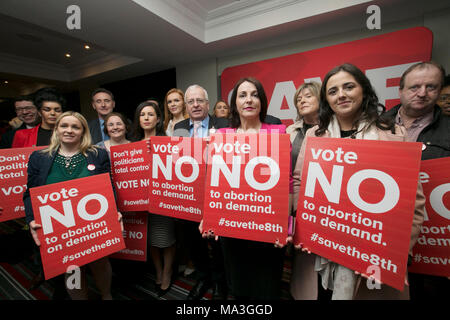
top-left (31, 174), bottom-right (125, 280)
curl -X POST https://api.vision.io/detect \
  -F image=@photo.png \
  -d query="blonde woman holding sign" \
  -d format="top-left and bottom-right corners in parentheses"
top-left (96, 112), bottom-right (130, 157)
top-left (213, 77), bottom-right (288, 300)
top-left (23, 111), bottom-right (122, 300)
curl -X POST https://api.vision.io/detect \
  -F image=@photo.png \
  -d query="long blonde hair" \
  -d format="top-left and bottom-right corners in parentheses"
top-left (43, 111), bottom-right (97, 156)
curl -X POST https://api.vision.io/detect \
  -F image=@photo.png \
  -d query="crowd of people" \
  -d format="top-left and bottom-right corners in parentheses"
top-left (0, 61), bottom-right (449, 301)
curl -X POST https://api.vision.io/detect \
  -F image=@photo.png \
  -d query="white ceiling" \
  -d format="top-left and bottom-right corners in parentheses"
top-left (0, 0), bottom-right (448, 97)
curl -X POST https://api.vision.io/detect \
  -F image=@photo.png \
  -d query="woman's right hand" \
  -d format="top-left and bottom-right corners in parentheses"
top-left (29, 220), bottom-right (42, 246)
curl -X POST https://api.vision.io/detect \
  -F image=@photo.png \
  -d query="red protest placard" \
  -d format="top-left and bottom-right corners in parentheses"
top-left (110, 211), bottom-right (148, 261)
top-left (148, 136), bottom-right (206, 222)
top-left (293, 137), bottom-right (422, 291)
top-left (0, 146), bottom-right (45, 222)
top-left (409, 157), bottom-right (450, 277)
top-left (110, 141), bottom-right (151, 212)
top-left (203, 133), bottom-right (290, 243)
top-left (30, 173), bottom-right (125, 280)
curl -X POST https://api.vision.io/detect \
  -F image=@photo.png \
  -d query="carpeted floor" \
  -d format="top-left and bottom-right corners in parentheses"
top-left (0, 219), bottom-right (293, 301)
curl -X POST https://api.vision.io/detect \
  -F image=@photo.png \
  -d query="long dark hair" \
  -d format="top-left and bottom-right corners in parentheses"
top-left (132, 101), bottom-right (165, 141)
top-left (315, 63), bottom-right (394, 136)
top-left (229, 77), bottom-right (268, 128)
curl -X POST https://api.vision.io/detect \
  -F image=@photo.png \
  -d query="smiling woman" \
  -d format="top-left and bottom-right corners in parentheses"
top-left (96, 112), bottom-right (130, 157)
top-left (290, 63), bottom-right (425, 300)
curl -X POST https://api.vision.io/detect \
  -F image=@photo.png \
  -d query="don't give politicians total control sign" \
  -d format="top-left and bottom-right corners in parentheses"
top-left (294, 137), bottom-right (422, 291)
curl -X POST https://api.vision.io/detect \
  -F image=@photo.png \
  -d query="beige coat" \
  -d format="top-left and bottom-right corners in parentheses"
top-left (290, 124), bottom-right (425, 300)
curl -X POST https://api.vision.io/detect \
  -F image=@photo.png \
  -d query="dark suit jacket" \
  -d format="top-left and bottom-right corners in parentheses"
top-left (173, 116), bottom-right (229, 137)
top-left (88, 118), bottom-right (103, 145)
top-left (23, 148), bottom-right (110, 224)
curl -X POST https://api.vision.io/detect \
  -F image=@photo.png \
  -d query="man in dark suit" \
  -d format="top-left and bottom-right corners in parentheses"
top-left (0, 95), bottom-right (39, 148)
top-left (173, 85), bottom-right (228, 300)
top-left (88, 88), bottom-right (115, 144)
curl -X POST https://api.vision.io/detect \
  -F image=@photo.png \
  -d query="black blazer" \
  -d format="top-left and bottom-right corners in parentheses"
top-left (88, 118), bottom-right (103, 145)
top-left (173, 116), bottom-right (229, 137)
top-left (23, 147), bottom-right (110, 224)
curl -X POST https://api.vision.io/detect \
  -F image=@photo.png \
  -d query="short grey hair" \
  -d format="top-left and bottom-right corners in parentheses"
top-left (185, 84), bottom-right (209, 102)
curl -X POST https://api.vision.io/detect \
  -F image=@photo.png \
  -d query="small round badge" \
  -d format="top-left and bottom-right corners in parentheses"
top-left (87, 164), bottom-right (95, 171)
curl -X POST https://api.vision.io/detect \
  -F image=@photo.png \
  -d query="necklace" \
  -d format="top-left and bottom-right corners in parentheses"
top-left (56, 151), bottom-right (83, 175)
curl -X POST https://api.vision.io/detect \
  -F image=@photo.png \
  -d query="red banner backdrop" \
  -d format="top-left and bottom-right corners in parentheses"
top-left (221, 27), bottom-right (432, 125)
top-left (0, 146), bottom-right (45, 222)
top-left (293, 137), bottom-right (422, 291)
top-left (30, 174), bottom-right (125, 280)
top-left (148, 136), bottom-right (207, 222)
top-left (203, 133), bottom-right (290, 243)
top-left (111, 211), bottom-right (148, 261)
top-left (409, 157), bottom-right (450, 277)
top-left (110, 141), bottom-right (151, 212)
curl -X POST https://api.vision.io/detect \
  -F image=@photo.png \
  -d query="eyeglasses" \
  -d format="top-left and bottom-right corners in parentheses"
top-left (15, 106), bottom-right (36, 113)
top-left (439, 94), bottom-right (450, 102)
top-left (186, 98), bottom-right (207, 106)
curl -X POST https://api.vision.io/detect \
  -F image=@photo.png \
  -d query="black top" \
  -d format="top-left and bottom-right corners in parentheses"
top-left (340, 129), bottom-right (357, 138)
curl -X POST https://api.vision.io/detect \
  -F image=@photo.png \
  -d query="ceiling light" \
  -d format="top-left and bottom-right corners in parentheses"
top-left (4, 81), bottom-right (8, 84)
top-left (65, 53), bottom-right (71, 58)
top-left (84, 45), bottom-right (90, 50)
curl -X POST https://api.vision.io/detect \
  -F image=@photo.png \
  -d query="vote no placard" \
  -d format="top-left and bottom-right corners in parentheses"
top-left (203, 133), bottom-right (290, 243)
top-left (0, 146), bottom-right (45, 222)
top-left (294, 137), bottom-right (422, 291)
top-left (409, 157), bottom-right (450, 277)
top-left (110, 141), bottom-right (151, 212)
top-left (30, 173), bottom-right (125, 280)
top-left (111, 211), bottom-right (148, 262)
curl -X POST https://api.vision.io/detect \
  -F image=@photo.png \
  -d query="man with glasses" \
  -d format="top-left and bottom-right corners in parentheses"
top-left (0, 95), bottom-right (39, 148)
top-left (386, 61), bottom-right (450, 300)
top-left (173, 85), bottom-right (229, 300)
top-left (88, 88), bottom-right (115, 144)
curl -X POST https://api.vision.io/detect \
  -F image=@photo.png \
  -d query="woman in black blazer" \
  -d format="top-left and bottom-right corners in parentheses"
top-left (23, 111), bottom-right (121, 300)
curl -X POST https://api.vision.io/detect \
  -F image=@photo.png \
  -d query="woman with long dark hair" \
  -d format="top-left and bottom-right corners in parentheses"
top-left (214, 77), bottom-right (287, 299)
top-left (291, 63), bottom-right (425, 299)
